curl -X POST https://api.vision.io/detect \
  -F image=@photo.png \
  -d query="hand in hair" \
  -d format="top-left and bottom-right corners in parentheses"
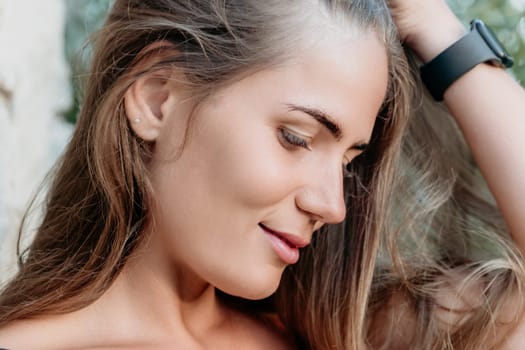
top-left (387, 0), bottom-right (466, 62)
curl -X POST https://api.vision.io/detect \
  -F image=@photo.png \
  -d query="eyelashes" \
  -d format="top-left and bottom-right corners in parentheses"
top-left (277, 127), bottom-right (311, 150)
top-left (342, 162), bottom-right (353, 178)
top-left (277, 127), bottom-right (355, 178)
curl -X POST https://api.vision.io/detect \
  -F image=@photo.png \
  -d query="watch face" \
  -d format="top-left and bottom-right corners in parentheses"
top-left (473, 19), bottom-right (514, 68)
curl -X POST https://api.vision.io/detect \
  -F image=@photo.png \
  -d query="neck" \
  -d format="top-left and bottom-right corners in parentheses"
top-left (85, 231), bottom-right (230, 344)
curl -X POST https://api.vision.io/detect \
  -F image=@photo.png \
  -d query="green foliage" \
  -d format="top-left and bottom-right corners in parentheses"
top-left (448, 0), bottom-right (525, 84)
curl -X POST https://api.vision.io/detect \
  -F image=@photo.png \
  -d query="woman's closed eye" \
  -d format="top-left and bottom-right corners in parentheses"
top-left (342, 162), bottom-right (353, 178)
top-left (278, 127), bottom-right (357, 179)
top-left (343, 152), bottom-right (366, 179)
top-left (277, 127), bottom-right (312, 150)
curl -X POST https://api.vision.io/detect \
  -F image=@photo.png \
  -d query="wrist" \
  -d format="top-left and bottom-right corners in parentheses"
top-left (419, 19), bottom-right (514, 101)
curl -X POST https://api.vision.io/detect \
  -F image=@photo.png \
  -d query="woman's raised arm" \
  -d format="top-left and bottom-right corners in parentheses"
top-left (390, 0), bottom-right (525, 254)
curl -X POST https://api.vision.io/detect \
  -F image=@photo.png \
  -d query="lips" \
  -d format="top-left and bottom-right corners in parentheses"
top-left (259, 223), bottom-right (309, 264)
top-left (259, 224), bottom-right (309, 248)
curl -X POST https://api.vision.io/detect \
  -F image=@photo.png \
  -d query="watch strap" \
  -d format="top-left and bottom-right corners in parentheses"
top-left (420, 26), bottom-right (501, 101)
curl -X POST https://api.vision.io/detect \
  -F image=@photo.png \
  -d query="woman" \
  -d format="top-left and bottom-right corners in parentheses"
top-left (1, 0), bottom-right (524, 348)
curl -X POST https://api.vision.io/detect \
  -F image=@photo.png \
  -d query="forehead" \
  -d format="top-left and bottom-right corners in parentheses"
top-left (276, 31), bottom-right (389, 136)
top-left (201, 30), bottom-right (388, 142)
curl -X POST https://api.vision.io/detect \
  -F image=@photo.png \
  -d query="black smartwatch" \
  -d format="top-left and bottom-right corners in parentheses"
top-left (420, 19), bottom-right (514, 101)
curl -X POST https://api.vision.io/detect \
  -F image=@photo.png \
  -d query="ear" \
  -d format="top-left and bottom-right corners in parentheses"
top-left (124, 70), bottom-right (171, 141)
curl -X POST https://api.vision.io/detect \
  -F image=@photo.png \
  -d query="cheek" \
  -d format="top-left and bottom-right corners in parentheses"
top-left (195, 120), bottom-right (300, 210)
top-left (146, 124), bottom-right (290, 299)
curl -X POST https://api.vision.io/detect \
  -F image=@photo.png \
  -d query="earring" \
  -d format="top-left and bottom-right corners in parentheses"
top-left (133, 117), bottom-right (141, 124)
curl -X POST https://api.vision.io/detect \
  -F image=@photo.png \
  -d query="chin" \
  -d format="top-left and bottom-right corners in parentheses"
top-left (217, 271), bottom-right (283, 301)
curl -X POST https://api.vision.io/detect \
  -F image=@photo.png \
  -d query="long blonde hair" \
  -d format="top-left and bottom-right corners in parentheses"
top-left (1, 1), bottom-right (523, 349)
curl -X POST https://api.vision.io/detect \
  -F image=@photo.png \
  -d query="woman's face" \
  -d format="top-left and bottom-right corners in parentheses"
top-left (147, 31), bottom-right (389, 299)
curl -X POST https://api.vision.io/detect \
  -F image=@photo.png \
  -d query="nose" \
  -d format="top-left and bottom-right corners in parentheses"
top-left (295, 164), bottom-right (347, 225)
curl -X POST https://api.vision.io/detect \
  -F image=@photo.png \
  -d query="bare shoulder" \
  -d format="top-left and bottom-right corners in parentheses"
top-left (0, 308), bottom-right (110, 350)
top-left (0, 317), bottom-right (74, 350)
top-left (0, 305), bottom-right (296, 350)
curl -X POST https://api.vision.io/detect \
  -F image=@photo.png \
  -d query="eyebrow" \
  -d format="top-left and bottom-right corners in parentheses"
top-left (285, 103), bottom-right (369, 151)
